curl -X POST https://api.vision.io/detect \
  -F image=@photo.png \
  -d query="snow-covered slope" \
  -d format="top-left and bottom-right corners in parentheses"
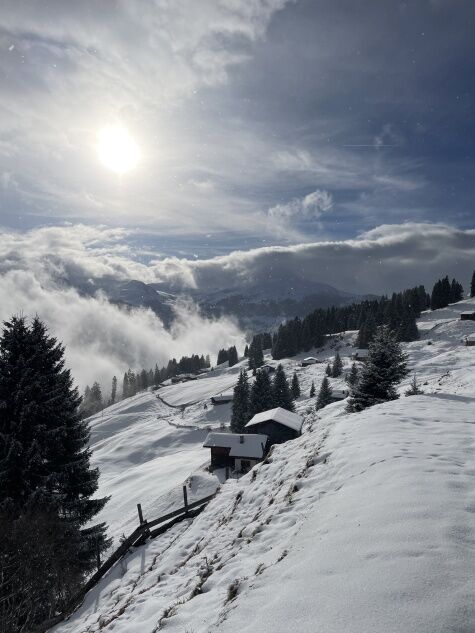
top-left (52, 300), bottom-right (475, 633)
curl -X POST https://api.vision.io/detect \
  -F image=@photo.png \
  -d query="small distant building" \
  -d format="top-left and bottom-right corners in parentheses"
top-left (460, 311), bottom-right (475, 321)
top-left (351, 349), bottom-right (369, 361)
top-left (260, 364), bottom-right (276, 374)
top-left (330, 388), bottom-right (349, 402)
top-left (203, 432), bottom-right (268, 472)
top-left (245, 407), bottom-right (303, 445)
top-left (211, 392), bottom-right (234, 405)
top-left (465, 335), bottom-right (475, 347)
top-left (301, 357), bottom-right (317, 367)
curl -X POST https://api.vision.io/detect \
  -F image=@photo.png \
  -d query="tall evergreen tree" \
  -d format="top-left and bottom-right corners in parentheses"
top-left (110, 375), bottom-right (117, 405)
top-left (316, 376), bottom-right (333, 410)
top-left (272, 365), bottom-right (295, 411)
top-left (228, 345), bottom-right (239, 367)
top-left (249, 369), bottom-right (274, 417)
top-left (122, 371), bottom-right (129, 399)
top-left (0, 315), bottom-right (110, 626)
top-left (291, 371), bottom-right (301, 398)
top-left (347, 326), bottom-right (408, 412)
top-left (309, 381), bottom-right (316, 398)
top-left (325, 363), bottom-right (332, 376)
top-left (331, 352), bottom-right (343, 377)
top-left (248, 337), bottom-right (264, 370)
top-left (231, 370), bottom-right (250, 432)
top-left (346, 362), bottom-right (359, 388)
top-left (449, 278), bottom-right (464, 303)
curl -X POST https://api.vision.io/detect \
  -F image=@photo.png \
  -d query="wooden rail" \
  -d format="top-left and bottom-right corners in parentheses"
top-left (36, 486), bottom-right (218, 632)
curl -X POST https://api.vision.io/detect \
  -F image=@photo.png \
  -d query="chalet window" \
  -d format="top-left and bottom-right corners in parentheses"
top-left (240, 460), bottom-right (251, 472)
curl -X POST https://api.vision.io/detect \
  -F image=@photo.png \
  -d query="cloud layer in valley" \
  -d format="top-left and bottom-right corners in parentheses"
top-left (1, 221), bottom-right (474, 393)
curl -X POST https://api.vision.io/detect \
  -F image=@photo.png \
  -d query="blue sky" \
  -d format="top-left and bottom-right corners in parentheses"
top-left (0, 0), bottom-right (474, 257)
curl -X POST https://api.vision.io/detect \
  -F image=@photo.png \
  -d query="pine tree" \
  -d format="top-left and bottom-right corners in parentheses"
top-left (325, 363), bottom-right (332, 376)
top-left (249, 369), bottom-right (274, 417)
top-left (244, 344), bottom-right (249, 357)
top-left (347, 326), bottom-right (408, 412)
top-left (346, 362), bottom-right (359, 388)
top-left (272, 365), bottom-right (295, 411)
top-left (331, 352), bottom-right (343, 377)
top-left (316, 376), bottom-right (333, 410)
top-left (471, 270), bottom-right (475, 298)
top-left (110, 375), bottom-right (117, 405)
top-left (449, 278), bottom-right (463, 303)
top-left (291, 371), bottom-right (301, 398)
top-left (122, 371), bottom-right (129, 399)
top-left (0, 316), bottom-right (110, 586)
top-left (309, 381), bottom-right (316, 397)
top-left (90, 381), bottom-right (103, 411)
top-left (405, 374), bottom-right (424, 396)
top-left (248, 337), bottom-right (264, 370)
top-left (228, 345), bottom-right (239, 367)
top-left (231, 370), bottom-right (250, 432)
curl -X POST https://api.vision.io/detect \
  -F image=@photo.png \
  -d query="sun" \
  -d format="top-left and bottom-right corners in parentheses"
top-left (97, 124), bottom-right (140, 174)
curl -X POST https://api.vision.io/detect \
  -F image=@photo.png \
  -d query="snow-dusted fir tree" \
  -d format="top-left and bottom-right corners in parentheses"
top-left (331, 352), bottom-right (343, 377)
top-left (346, 362), bottom-right (359, 388)
top-left (110, 375), bottom-right (117, 405)
top-left (316, 376), bottom-right (333, 410)
top-left (272, 364), bottom-right (295, 411)
top-left (309, 380), bottom-right (316, 397)
top-left (347, 325), bottom-right (408, 412)
top-left (231, 370), bottom-right (250, 432)
top-left (0, 317), bottom-right (110, 612)
top-left (249, 368), bottom-right (274, 417)
top-left (291, 371), bottom-right (301, 398)
top-left (325, 363), bottom-right (332, 376)
top-left (405, 374), bottom-right (424, 396)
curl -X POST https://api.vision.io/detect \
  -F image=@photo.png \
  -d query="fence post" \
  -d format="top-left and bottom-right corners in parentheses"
top-left (137, 503), bottom-right (144, 525)
top-left (183, 485), bottom-right (189, 515)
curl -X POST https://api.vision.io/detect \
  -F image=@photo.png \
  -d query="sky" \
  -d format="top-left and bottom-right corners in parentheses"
top-left (1, 0), bottom-right (474, 249)
top-left (0, 0), bottom-right (475, 389)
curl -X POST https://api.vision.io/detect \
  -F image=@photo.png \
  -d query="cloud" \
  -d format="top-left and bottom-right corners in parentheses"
top-left (0, 225), bottom-right (244, 391)
top-left (267, 189), bottom-right (333, 237)
top-left (0, 221), bottom-right (474, 389)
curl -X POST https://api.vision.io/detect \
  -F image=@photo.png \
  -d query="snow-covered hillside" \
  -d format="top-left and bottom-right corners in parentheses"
top-left (52, 300), bottom-right (475, 633)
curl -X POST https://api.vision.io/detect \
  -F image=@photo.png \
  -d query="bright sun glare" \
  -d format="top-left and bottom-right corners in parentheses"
top-left (97, 124), bottom-right (140, 174)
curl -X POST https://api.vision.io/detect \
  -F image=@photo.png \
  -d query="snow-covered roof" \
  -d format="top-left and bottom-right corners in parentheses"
top-left (245, 407), bottom-right (303, 433)
top-left (461, 311), bottom-right (475, 315)
top-left (203, 432), bottom-right (268, 458)
top-left (211, 392), bottom-right (234, 402)
top-left (303, 357), bottom-right (317, 362)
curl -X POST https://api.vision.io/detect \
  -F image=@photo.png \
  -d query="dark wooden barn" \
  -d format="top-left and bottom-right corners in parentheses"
top-left (245, 407), bottom-right (303, 446)
top-left (460, 311), bottom-right (475, 321)
top-left (203, 432), bottom-right (268, 472)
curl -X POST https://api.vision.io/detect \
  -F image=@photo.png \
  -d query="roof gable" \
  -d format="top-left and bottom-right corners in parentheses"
top-left (203, 432), bottom-right (268, 458)
top-left (245, 407), bottom-right (303, 433)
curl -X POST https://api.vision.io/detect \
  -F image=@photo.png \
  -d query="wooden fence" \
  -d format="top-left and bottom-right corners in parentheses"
top-left (36, 486), bottom-right (217, 632)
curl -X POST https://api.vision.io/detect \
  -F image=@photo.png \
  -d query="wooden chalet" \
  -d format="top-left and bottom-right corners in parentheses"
top-left (301, 357), bottom-right (317, 367)
top-left (460, 311), bottom-right (475, 321)
top-left (211, 392), bottom-right (234, 405)
top-left (245, 407), bottom-right (303, 446)
top-left (203, 432), bottom-right (268, 472)
top-left (351, 349), bottom-right (369, 361)
top-left (465, 335), bottom-right (475, 347)
top-left (330, 388), bottom-right (349, 402)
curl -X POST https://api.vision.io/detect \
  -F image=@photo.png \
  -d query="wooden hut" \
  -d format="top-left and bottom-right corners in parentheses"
top-left (351, 349), bottom-right (369, 361)
top-left (465, 335), bottom-right (475, 347)
top-left (245, 407), bottom-right (303, 446)
top-left (330, 388), bottom-right (349, 402)
top-left (301, 357), bottom-right (317, 367)
top-left (203, 432), bottom-right (268, 472)
top-left (210, 392), bottom-right (234, 405)
top-left (460, 311), bottom-right (475, 321)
